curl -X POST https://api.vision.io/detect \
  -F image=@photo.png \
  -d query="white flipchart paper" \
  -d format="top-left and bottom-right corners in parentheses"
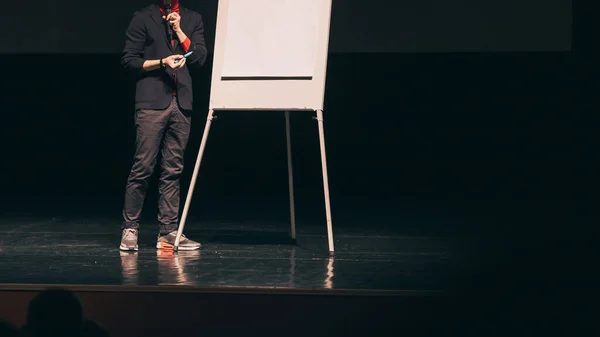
top-left (221, 0), bottom-right (319, 78)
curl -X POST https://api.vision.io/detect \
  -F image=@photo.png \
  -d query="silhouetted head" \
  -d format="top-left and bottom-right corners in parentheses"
top-left (0, 320), bottom-right (22, 337)
top-left (24, 289), bottom-right (84, 337)
top-left (81, 320), bottom-right (111, 337)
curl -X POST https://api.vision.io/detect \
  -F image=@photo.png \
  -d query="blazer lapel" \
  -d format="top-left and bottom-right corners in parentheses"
top-left (180, 8), bottom-right (193, 35)
top-left (149, 5), bottom-right (173, 50)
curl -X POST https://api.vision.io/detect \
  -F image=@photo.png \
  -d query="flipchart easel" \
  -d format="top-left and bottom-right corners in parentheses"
top-left (174, 0), bottom-right (335, 252)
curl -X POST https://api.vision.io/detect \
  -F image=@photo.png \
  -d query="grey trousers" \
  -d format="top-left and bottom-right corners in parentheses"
top-left (122, 97), bottom-right (192, 235)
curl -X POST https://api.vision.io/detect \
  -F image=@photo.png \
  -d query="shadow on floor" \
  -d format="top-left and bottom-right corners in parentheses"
top-left (202, 229), bottom-right (297, 245)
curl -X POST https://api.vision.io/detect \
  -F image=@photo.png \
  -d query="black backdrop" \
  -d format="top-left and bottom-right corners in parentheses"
top-left (1, 0), bottom-right (572, 54)
top-left (0, 1), bottom-right (589, 242)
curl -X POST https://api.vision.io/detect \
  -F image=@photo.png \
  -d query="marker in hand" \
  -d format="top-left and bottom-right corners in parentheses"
top-left (174, 51), bottom-right (193, 64)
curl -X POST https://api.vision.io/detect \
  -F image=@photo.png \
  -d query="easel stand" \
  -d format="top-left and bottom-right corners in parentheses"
top-left (173, 109), bottom-right (335, 253)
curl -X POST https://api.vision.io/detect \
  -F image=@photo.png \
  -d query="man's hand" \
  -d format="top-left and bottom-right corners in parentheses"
top-left (163, 55), bottom-right (186, 70)
top-left (164, 12), bottom-right (188, 43)
top-left (163, 13), bottom-right (182, 33)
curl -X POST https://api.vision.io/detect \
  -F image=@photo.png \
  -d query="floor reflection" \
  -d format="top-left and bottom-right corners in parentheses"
top-left (120, 251), bottom-right (138, 285)
top-left (289, 247), bottom-right (295, 287)
top-left (119, 247), bottom-right (336, 289)
top-left (0, 211), bottom-right (463, 291)
top-left (156, 250), bottom-right (201, 285)
top-left (325, 256), bottom-right (334, 289)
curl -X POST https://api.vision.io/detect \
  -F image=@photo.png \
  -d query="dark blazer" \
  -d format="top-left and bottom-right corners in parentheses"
top-left (121, 4), bottom-right (208, 111)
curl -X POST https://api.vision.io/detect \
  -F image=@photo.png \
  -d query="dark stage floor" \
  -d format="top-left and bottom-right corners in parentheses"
top-left (0, 206), bottom-right (476, 293)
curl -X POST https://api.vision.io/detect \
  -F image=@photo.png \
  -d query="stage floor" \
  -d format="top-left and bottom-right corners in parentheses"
top-left (0, 210), bottom-right (476, 293)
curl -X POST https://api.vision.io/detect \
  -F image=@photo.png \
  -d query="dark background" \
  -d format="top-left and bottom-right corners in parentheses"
top-left (0, 3), bottom-right (595, 331)
top-left (0, 1), bottom-right (590, 249)
top-left (2, 0), bottom-right (572, 53)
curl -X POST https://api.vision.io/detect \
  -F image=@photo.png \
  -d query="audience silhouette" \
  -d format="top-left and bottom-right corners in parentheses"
top-left (0, 320), bottom-right (22, 337)
top-left (20, 289), bottom-right (109, 337)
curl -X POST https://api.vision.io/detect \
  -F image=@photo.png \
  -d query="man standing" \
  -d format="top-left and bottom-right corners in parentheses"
top-left (120, 0), bottom-right (207, 251)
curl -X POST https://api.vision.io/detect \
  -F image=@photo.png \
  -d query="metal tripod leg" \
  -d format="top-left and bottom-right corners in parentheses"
top-left (316, 110), bottom-right (334, 252)
top-left (174, 109), bottom-right (215, 251)
top-left (285, 111), bottom-right (297, 240)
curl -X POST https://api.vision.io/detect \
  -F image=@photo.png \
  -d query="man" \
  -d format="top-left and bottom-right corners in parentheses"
top-left (119, 0), bottom-right (207, 251)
